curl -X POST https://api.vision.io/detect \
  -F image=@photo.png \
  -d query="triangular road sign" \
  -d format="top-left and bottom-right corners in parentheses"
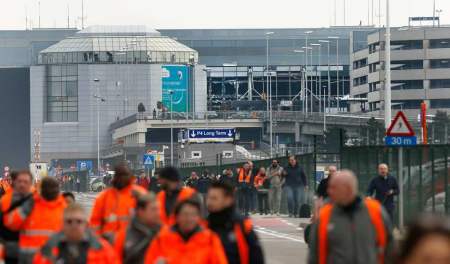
top-left (386, 111), bottom-right (415, 136)
top-left (144, 155), bottom-right (154, 165)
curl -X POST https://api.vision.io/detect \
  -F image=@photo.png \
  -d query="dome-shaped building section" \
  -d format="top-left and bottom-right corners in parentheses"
top-left (30, 26), bottom-right (206, 165)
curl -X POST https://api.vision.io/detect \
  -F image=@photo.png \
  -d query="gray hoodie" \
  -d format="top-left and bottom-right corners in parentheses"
top-left (267, 165), bottom-right (284, 188)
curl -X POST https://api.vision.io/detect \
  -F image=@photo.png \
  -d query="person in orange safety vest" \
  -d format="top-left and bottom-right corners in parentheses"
top-left (156, 166), bottom-right (196, 225)
top-left (237, 162), bottom-right (253, 216)
top-left (90, 163), bottom-right (147, 243)
top-left (308, 170), bottom-right (393, 264)
top-left (0, 170), bottom-right (34, 264)
top-left (33, 203), bottom-right (118, 264)
top-left (4, 177), bottom-right (67, 264)
top-left (207, 180), bottom-right (265, 264)
top-left (144, 199), bottom-right (227, 264)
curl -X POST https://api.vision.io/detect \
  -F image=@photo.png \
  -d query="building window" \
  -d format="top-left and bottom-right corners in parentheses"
top-left (191, 151), bottom-right (202, 159)
top-left (391, 60), bottom-right (423, 70)
top-left (391, 40), bottom-right (423, 50)
top-left (369, 82), bottom-right (380, 92)
top-left (369, 63), bottom-right (380, 73)
top-left (222, 151), bottom-right (233, 159)
top-left (46, 65), bottom-right (78, 122)
top-left (430, 59), bottom-right (450, 69)
top-left (430, 79), bottom-right (450, 89)
top-left (369, 42), bottom-right (380, 54)
top-left (391, 80), bottom-right (423, 90)
top-left (353, 58), bottom-right (367, 70)
top-left (429, 39), bottom-right (450, 49)
top-left (392, 100), bottom-right (422, 109)
top-left (430, 99), bottom-right (450, 109)
top-left (353, 76), bottom-right (368, 87)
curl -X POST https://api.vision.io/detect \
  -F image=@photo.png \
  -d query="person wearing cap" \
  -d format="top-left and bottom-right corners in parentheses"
top-left (156, 167), bottom-right (197, 225)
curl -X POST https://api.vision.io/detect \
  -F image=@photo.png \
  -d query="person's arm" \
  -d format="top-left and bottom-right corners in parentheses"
top-left (247, 228), bottom-right (265, 264)
top-left (90, 191), bottom-right (106, 236)
top-left (300, 168), bottom-right (308, 187)
top-left (4, 196), bottom-right (34, 231)
top-left (211, 233), bottom-right (229, 264)
top-left (307, 223), bottom-right (319, 264)
top-left (366, 178), bottom-right (375, 197)
top-left (380, 206), bottom-right (394, 264)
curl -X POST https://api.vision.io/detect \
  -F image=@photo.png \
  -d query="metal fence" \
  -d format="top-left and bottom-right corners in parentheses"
top-left (341, 145), bottom-right (450, 222)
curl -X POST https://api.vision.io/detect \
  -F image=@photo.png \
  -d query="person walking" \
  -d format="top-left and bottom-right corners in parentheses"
top-left (267, 160), bottom-right (283, 215)
top-left (367, 163), bottom-right (399, 222)
top-left (220, 169), bottom-right (236, 189)
top-left (156, 167), bottom-right (197, 225)
top-left (144, 199), bottom-right (227, 264)
top-left (308, 170), bottom-right (394, 264)
top-left (0, 170), bottom-right (34, 264)
top-left (90, 164), bottom-right (147, 243)
top-left (33, 203), bottom-right (117, 264)
top-left (4, 177), bottom-right (67, 264)
top-left (207, 181), bottom-right (265, 264)
top-left (283, 156), bottom-right (307, 217)
top-left (114, 193), bottom-right (161, 264)
top-left (185, 171), bottom-right (200, 191)
top-left (254, 168), bottom-right (270, 215)
top-left (237, 163), bottom-right (252, 216)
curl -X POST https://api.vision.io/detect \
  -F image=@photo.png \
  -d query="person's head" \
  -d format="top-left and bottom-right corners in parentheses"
top-left (11, 170), bottom-right (33, 195)
top-left (63, 203), bottom-right (88, 242)
top-left (62, 192), bottom-right (75, 204)
top-left (327, 170), bottom-right (358, 206)
top-left (327, 165), bottom-right (338, 178)
top-left (258, 167), bottom-right (266, 176)
top-left (207, 181), bottom-right (235, 213)
top-left (158, 166), bottom-right (180, 192)
top-left (243, 163), bottom-right (250, 171)
top-left (378, 163), bottom-right (389, 177)
top-left (247, 161), bottom-right (254, 169)
top-left (40, 177), bottom-right (60, 201)
top-left (174, 199), bottom-right (202, 233)
top-left (288, 156), bottom-right (297, 167)
top-left (272, 160), bottom-right (279, 168)
top-left (136, 193), bottom-right (160, 226)
top-left (399, 215), bottom-right (450, 264)
top-left (112, 163), bottom-right (133, 190)
top-left (190, 171), bottom-right (198, 179)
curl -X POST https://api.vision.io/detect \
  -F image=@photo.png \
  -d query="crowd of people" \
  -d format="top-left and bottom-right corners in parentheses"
top-left (0, 157), bottom-right (448, 264)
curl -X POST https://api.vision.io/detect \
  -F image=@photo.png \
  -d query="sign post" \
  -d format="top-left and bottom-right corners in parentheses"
top-left (385, 111), bottom-right (416, 229)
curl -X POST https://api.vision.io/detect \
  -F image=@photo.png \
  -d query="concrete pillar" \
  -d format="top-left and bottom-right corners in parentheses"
top-left (295, 122), bottom-right (301, 143)
top-left (138, 132), bottom-right (146, 144)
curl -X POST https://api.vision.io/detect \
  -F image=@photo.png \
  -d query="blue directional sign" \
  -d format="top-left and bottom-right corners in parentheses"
top-left (385, 136), bottom-right (417, 146)
top-left (143, 154), bottom-right (155, 169)
top-left (187, 129), bottom-right (236, 143)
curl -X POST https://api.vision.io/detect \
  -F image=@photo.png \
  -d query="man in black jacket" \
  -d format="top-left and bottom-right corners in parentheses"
top-left (367, 163), bottom-right (399, 221)
top-left (207, 181), bottom-right (264, 264)
top-left (282, 156), bottom-right (307, 217)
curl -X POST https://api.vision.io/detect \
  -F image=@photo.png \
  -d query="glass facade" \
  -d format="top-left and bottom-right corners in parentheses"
top-left (38, 36), bottom-right (198, 65)
top-left (430, 79), bottom-right (450, 89)
top-left (429, 39), bottom-right (450, 49)
top-left (46, 65), bottom-right (78, 122)
top-left (391, 60), bottom-right (423, 70)
top-left (430, 99), bottom-right (450, 109)
top-left (430, 59), bottom-right (450, 69)
top-left (392, 100), bottom-right (422, 109)
top-left (391, 80), bottom-right (423, 90)
top-left (391, 40), bottom-right (423, 50)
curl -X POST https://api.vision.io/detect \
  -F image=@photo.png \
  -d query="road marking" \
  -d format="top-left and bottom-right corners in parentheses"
top-left (255, 226), bottom-right (305, 243)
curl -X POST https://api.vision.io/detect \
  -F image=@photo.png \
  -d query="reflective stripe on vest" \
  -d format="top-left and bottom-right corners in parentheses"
top-left (318, 198), bottom-right (387, 264)
top-left (238, 169), bottom-right (251, 183)
top-left (22, 229), bottom-right (56, 237)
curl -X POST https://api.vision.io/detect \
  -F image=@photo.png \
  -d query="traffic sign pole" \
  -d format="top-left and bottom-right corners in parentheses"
top-left (398, 147), bottom-right (404, 229)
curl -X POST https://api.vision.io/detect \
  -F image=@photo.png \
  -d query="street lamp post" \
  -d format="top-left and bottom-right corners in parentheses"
top-left (328, 36), bottom-right (340, 112)
top-left (93, 78), bottom-right (102, 174)
top-left (169, 90), bottom-right (174, 165)
top-left (303, 31), bottom-right (313, 114)
top-left (311, 43), bottom-right (322, 113)
top-left (319, 39), bottom-right (330, 132)
top-left (265, 32), bottom-right (274, 157)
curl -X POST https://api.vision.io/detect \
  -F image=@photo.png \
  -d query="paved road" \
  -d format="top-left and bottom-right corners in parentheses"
top-left (75, 192), bottom-right (309, 264)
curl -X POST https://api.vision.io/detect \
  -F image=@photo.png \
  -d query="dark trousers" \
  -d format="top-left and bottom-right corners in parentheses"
top-left (257, 192), bottom-right (269, 215)
top-left (238, 187), bottom-right (251, 216)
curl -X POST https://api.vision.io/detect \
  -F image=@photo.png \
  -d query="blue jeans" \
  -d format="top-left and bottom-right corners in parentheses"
top-left (285, 185), bottom-right (305, 216)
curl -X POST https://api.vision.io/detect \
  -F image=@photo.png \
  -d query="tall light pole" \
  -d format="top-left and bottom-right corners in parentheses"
top-left (303, 31), bottom-right (313, 114)
top-left (319, 40), bottom-right (331, 132)
top-left (265, 31), bottom-right (274, 157)
top-left (311, 43), bottom-right (322, 113)
top-left (293, 49), bottom-right (305, 113)
top-left (328, 36), bottom-right (340, 112)
top-left (385, 0), bottom-right (392, 128)
top-left (169, 89), bottom-right (174, 165)
top-left (93, 78), bottom-right (103, 174)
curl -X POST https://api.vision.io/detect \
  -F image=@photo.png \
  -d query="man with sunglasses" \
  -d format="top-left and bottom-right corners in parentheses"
top-left (33, 203), bottom-right (116, 263)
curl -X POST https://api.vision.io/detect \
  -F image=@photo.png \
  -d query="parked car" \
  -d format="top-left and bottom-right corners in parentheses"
top-left (90, 176), bottom-right (106, 192)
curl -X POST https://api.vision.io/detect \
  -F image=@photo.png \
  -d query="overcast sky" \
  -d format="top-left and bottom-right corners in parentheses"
top-left (1, 0), bottom-right (448, 29)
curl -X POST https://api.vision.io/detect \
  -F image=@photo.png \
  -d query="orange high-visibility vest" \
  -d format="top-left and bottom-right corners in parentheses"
top-left (157, 187), bottom-right (196, 225)
top-left (318, 198), bottom-right (387, 264)
top-left (238, 169), bottom-right (251, 183)
top-left (233, 218), bottom-right (253, 264)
